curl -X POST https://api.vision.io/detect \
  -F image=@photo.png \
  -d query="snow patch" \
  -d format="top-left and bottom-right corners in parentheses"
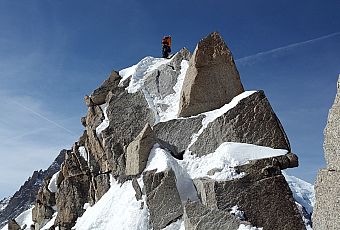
top-left (283, 172), bottom-right (315, 215)
top-left (41, 212), bottom-right (58, 230)
top-left (79, 146), bottom-right (89, 162)
top-left (119, 56), bottom-right (172, 93)
top-left (96, 103), bottom-right (109, 136)
top-left (161, 218), bottom-right (185, 230)
top-left (181, 142), bottom-right (287, 181)
top-left (145, 144), bottom-right (198, 202)
top-left (48, 171), bottom-right (60, 193)
top-left (229, 205), bottom-right (245, 220)
top-left (155, 60), bottom-right (189, 122)
top-left (1, 207), bottom-right (34, 230)
top-left (73, 176), bottom-right (149, 230)
top-left (238, 224), bottom-right (263, 230)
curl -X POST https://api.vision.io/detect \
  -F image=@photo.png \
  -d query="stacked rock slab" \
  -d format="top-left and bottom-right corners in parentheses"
top-left (190, 90), bottom-right (291, 156)
top-left (178, 31), bottom-right (244, 117)
top-left (313, 75), bottom-right (340, 229)
top-left (193, 154), bottom-right (306, 230)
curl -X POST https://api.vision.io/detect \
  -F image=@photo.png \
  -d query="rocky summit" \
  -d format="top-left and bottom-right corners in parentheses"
top-left (1, 32), bottom-right (315, 230)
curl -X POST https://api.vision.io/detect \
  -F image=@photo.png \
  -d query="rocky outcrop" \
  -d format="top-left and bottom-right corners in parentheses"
top-left (32, 178), bottom-right (56, 229)
top-left (7, 219), bottom-right (21, 230)
top-left (53, 147), bottom-right (90, 229)
top-left (144, 48), bottom-right (191, 100)
top-left (153, 115), bottom-right (204, 155)
top-left (126, 123), bottom-right (155, 176)
top-left (193, 154), bottom-right (305, 230)
top-left (178, 32), bottom-right (244, 117)
top-left (87, 70), bottom-right (122, 106)
top-left (184, 200), bottom-right (244, 230)
top-left (5, 32), bottom-right (311, 230)
top-left (143, 169), bottom-right (183, 230)
top-left (190, 91), bottom-right (291, 156)
top-left (0, 150), bottom-right (65, 229)
top-left (313, 75), bottom-right (340, 229)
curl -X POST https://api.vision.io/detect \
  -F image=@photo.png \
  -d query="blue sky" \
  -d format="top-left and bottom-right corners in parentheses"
top-left (1, 0), bottom-right (339, 198)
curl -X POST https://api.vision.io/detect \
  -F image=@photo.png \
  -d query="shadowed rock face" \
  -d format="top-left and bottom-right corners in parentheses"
top-left (184, 200), bottom-right (244, 230)
top-left (193, 155), bottom-right (305, 230)
top-left (313, 75), bottom-right (340, 229)
top-left (178, 32), bottom-right (244, 117)
top-left (143, 169), bottom-right (183, 230)
top-left (190, 91), bottom-right (291, 157)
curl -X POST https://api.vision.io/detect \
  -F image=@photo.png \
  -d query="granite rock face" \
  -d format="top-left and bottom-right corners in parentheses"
top-left (313, 169), bottom-right (340, 229)
top-left (153, 115), bottom-right (204, 155)
top-left (313, 75), bottom-right (340, 230)
top-left (323, 75), bottom-right (340, 170)
top-left (190, 91), bottom-right (291, 157)
top-left (184, 200), bottom-right (244, 230)
top-left (143, 169), bottom-right (183, 230)
top-left (193, 155), bottom-right (305, 230)
top-left (125, 123), bottom-right (156, 176)
top-left (144, 48), bottom-right (191, 100)
top-left (178, 32), bottom-right (244, 117)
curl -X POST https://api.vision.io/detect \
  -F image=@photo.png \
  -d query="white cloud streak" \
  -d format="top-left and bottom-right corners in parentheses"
top-left (236, 31), bottom-right (340, 64)
top-left (11, 100), bottom-right (76, 135)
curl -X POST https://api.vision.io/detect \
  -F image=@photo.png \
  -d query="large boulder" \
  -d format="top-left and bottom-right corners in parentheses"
top-left (100, 87), bottom-right (154, 177)
top-left (125, 123), bottom-right (156, 176)
top-left (190, 91), bottom-right (291, 157)
top-left (153, 115), bottom-right (204, 155)
top-left (193, 155), bottom-right (305, 230)
top-left (143, 169), bottom-right (183, 230)
top-left (7, 219), bottom-right (21, 230)
top-left (184, 200), bottom-right (244, 230)
top-left (178, 32), bottom-right (244, 117)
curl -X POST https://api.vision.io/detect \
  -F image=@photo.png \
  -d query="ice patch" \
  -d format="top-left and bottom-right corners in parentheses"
top-left (48, 171), bottom-right (60, 193)
top-left (79, 146), bottom-right (89, 162)
top-left (145, 144), bottom-right (198, 202)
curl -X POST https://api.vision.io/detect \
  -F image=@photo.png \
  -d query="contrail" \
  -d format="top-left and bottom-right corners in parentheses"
top-left (12, 100), bottom-right (76, 135)
top-left (236, 31), bottom-right (340, 63)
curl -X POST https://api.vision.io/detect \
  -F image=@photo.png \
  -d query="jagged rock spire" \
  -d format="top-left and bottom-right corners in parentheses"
top-left (178, 32), bottom-right (244, 117)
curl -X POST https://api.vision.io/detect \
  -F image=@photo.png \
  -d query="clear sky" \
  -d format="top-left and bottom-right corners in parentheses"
top-left (1, 0), bottom-right (340, 198)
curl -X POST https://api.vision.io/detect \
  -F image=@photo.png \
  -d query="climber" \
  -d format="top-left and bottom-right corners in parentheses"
top-left (162, 35), bottom-right (172, 58)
